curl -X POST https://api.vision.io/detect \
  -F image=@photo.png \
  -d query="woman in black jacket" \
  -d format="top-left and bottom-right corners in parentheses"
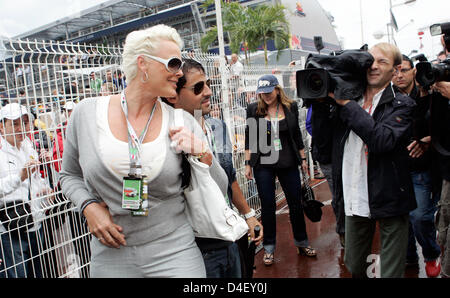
top-left (244, 75), bottom-right (315, 266)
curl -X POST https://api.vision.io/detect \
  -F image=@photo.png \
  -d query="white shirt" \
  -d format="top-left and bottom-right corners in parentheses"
top-left (342, 88), bottom-right (383, 217)
top-left (230, 61), bottom-right (244, 76)
top-left (0, 136), bottom-right (50, 232)
top-left (96, 96), bottom-right (168, 182)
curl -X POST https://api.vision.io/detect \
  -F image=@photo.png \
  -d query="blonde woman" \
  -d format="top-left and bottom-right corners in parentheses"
top-left (244, 74), bottom-right (315, 266)
top-left (60, 24), bottom-right (212, 277)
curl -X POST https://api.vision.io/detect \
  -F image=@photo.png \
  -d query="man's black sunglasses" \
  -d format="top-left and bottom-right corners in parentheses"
top-left (182, 79), bottom-right (211, 95)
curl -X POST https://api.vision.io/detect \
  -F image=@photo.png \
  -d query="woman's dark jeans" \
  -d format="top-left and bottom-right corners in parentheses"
top-left (253, 165), bottom-right (309, 253)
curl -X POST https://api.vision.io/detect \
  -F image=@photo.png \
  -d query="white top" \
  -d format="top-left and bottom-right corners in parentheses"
top-left (96, 96), bottom-right (168, 182)
top-left (342, 89), bottom-right (383, 217)
top-left (230, 61), bottom-right (244, 76)
top-left (0, 137), bottom-right (51, 232)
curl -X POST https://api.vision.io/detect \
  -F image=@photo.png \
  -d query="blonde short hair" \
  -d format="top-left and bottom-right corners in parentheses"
top-left (371, 42), bottom-right (402, 66)
top-left (122, 24), bottom-right (184, 81)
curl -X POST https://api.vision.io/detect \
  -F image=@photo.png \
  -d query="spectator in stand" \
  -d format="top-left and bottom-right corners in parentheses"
top-left (52, 101), bottom-right (76, 172)
top-left (59, 24), bottom-right (209, 277)
top-left (24, 65), bottom-right (31, 86)
top-left (0, 103), bottom-right (53, 278)
top-left (100, 82), bottom-right (118, 96)
top-left (15, 66), bottom-right (23, 87)
top-left (42, 100), bottom-right (91, 277)
top-left (64, 81), bottom-right (78, 100)
top-left (117, 71), bottom-right (127, 90)
top-left (88, 72), bottom-right (102, 94)
top-left (245, 74), bottom-right (314, 266)
top-left (230, 53), bottom-right (243, 78)
top-left (103, 70), bottom-right (118, 90)
top-left (392, 54), bottom-right (441, 277)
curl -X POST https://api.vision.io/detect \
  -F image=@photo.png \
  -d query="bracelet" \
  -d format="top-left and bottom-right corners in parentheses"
top-left (192, 149), bottom-right (209, 160)
top-left (244, 208), bottom-right (255, 219)
top-left (79, 198), bottom-right (101, 216)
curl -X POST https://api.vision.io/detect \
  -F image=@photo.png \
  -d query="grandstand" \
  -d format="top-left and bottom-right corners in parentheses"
top-left (10, 0), bottom-right (341, 60)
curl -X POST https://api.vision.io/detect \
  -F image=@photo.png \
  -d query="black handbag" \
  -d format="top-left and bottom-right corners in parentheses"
top-left (300, 169), bottom-right (324, 222)
top-left (0, 201), bottom-right (34, 237)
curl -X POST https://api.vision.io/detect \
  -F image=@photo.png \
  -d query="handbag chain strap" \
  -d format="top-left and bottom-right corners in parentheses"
top-left (301, 168), bottom-right (314, 201)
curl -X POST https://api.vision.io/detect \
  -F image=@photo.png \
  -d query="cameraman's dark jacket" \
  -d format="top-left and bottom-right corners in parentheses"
top-left (311, 84), bottom-right (417, 219)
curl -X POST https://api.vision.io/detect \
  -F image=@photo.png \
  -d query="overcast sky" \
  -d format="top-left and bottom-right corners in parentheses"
top-left (317, 0), bottom-right (450, 60)
top-left (0, 0), bottom-right (449, 60)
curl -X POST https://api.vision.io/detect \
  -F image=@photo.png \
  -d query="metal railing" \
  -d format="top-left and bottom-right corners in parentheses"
top-left (0, 38), bottom-right (308, 278)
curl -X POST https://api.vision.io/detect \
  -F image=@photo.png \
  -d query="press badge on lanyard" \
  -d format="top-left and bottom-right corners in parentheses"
top-left (120, 91), bottom-right (156, 216)
top-left (271, 103), bottom-right (282, 151)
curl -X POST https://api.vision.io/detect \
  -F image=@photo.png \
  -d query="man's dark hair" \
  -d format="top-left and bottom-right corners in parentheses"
top-left (402, 54), bottom-right (414, 69)
top-left (176, 59), bottom-right (205, 94)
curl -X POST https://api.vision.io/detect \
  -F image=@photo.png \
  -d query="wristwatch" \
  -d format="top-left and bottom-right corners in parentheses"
top-left (244, 208), bottom-right (255, 219)
top-left (244, 160), bottom-right (250, 166)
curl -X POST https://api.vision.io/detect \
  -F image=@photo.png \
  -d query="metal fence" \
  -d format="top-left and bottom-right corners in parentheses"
top-left (0, 38), bottom-right (308, 278)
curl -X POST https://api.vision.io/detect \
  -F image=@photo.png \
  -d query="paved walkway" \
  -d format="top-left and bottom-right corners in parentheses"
top-left (252, 179), bottom-right (428, 278)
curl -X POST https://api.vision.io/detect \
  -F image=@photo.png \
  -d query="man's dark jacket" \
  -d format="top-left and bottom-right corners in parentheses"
top-left (311, 84), bottom-right (417, 219)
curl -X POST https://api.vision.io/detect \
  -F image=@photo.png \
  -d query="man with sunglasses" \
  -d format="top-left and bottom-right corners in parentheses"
top-left (392, 54), bottom-right (442, 277)
top-left (165, 59), bottom-right (263, 278)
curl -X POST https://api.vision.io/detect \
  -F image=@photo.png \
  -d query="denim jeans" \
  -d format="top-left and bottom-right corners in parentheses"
top-left (407, 171), bottom-right (441, 262)
top-left (0, 228), bottom-right (44, 278)
top-left (201, 242), bottom-right (241, 278)
top-left (253, 166), bottom-right (309, 254)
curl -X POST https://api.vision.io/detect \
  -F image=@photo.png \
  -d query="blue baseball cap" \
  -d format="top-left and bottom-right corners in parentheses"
top-left (256, 74), bottom-right (279, 94)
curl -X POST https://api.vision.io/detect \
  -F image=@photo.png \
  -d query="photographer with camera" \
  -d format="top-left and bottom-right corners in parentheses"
top-left (412, 23), bottom-right (450, 278)
top-left (308, 42), bottom-right (417, 278)
top-left (429, 28), bottom-right (450, 278)
top-left (392, 54), bottom-right (442, 277)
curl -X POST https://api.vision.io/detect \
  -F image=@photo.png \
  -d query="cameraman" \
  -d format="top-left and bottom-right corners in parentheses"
top-left (392, 54), bottom-right (442, 277)
top-left (430, 36), bottom-right (450, 278)
top-left (311, 42), bottom-right (417, 278)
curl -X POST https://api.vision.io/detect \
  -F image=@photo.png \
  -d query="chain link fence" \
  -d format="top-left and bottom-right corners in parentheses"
top-left (0, 38), bottom-right (309, 278)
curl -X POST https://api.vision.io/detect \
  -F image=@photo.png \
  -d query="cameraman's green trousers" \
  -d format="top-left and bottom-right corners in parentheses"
top-left (344, 214), bottom-right (409, 278)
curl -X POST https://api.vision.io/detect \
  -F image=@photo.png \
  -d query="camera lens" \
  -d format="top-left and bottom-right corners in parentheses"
top-left (307, 73), bottom-right (324, 92)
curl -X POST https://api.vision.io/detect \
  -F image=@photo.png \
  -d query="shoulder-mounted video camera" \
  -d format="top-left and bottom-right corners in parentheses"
top-left (296, 48), bottom-right (374, 101)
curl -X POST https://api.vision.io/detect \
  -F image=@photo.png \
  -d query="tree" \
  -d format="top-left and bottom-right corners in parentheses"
top-left (246, 4), bottom-right (290, 65)
top-left (199, 1), bottom-right (290, 65)
top-left (200, 1), bottom-right (250, 60)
